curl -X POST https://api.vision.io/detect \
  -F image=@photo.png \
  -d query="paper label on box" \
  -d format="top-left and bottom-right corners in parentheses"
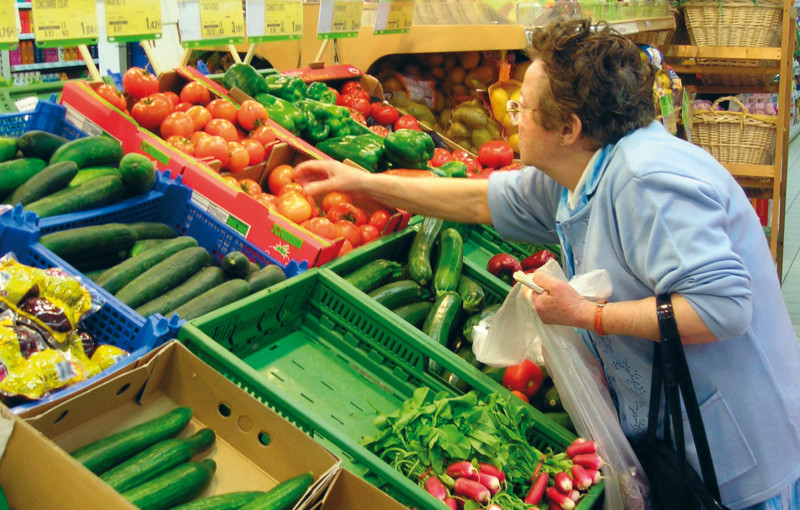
top-left (63, 103), bottom-right (106, 137)
top-left (14, 96), bottom-right (39, 112)
top-left (190, 190), bottom-right (251, 237)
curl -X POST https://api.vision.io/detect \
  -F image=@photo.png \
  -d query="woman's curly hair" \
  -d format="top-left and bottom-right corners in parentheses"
top-left (527, 18), bottom-right (656, 148)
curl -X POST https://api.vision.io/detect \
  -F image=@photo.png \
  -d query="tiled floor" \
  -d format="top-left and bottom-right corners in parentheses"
top-left (780, 134), bottom-right (800, 335)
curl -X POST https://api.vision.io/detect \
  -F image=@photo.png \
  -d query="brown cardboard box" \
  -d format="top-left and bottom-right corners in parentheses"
top-left (23, 341), bottom-right (341, 509)
top-left (321, 469), bottom-right (407, 510)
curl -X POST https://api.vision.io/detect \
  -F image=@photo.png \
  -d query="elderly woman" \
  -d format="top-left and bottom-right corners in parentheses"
top-left (294, 18), bottom-right (800, 509)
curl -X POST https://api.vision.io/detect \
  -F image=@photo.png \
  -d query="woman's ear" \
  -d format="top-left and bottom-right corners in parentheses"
top-left (560, 113), bottom-right (583, 146)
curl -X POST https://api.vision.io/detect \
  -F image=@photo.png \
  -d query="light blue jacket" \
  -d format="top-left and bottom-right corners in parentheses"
top-left (487, 121), bottom-right (800, 509)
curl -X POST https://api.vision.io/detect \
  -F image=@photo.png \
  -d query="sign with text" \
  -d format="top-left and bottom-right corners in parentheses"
top-left (317, 0), bottom-right (362, 39)
top-left (374, 0), bottom-right (414, 35)
top-left (105, 0), bottom-right (163, 43)
top-left (0, 0), bottom-right (19, 50)
top-left (178, 0), bottom-right (245, 48)
top-left (246, 0), bottom-right (303, 42)
top-left (32, 0), bottom-right (99, 47)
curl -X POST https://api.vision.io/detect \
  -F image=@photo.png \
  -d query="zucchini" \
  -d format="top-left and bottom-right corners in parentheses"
top-left (238, 472), bottom-right (314, 510)
top-left (130, 238), bottom-right (170, 257)
top-left (68, 166), bottom-right (119, 187)
top-left (422, 291), bottom-right (463, 374)
top-left (118, 152), bottom-right (157, 195)
top-left (17, 130), bottom-right (67, 160)
top-left (0, 158), bottom-right (47, 197)
top-left (221, 251), bottom-right (251, 279)
top-left (128, 222), bottom-right (178, 240)
top-left (247, 265), bottom-right (286, 294)
top-left (408, 217), bottom-right (443, 287)
top-left (433, 228), bottom-right (463, 297)
top-left (122, 459), bottom-right (216, 510)
top-left (25, 174), bottom-right (125, 218)
top-left (40, 223), bottom-right (136, 261)
top-left (542, 385), bottom-right (563, 412)
top-left (48, 136), bottom-right (124, 169)
top-left (343, 259), bottom-right (402, 292)
top-left (101, 428), bottom-right (216, 493)
top-left (170, 279), bottom-right (251, 321)
top-left (171, 492), bottom-right (266, 510)
top-left (136, 266), bottom-right (227, 318)
top-left (6, 161), bottom-right (78, 206)
top-left (440, 369), bottom-right (470, 393)
top-left (368, 280), bottom-right (428, 309)
top-left (462, 303), bottom-right (501, 343)
top-left (71, 407), bottom-right (193, 475)
top-left (392, 301), bottom-right (434, 328)
top-left (457, 275), bottom-right (485, 313)
top-left (115, 246), bottom-right (213, 308)
top-left (0, 137), bottom-right (17, 163)
top-left (96, 236), bottom-right (199, 294)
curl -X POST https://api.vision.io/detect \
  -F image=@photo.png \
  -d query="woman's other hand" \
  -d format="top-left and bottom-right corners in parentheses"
top-left (294, 159), bottom-right (369, 197)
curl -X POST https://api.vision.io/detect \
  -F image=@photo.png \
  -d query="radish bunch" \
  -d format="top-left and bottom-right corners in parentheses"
top-left (524, 438), bottom-right (604, 509)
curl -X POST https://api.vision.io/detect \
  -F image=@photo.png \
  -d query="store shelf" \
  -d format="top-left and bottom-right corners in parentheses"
top-left (11, 59), bottom-right (98, 72)
top-left (603, 15), bottom-right (677, 36)
top-left (18, 33), bottom-right (34, 41)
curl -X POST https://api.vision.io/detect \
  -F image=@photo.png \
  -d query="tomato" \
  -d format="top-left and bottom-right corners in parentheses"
top-left (240, 138), bottom-right (266, 166)
top-left (478, 140), bottom-right (514, 169)
top-left (249, 125), bottom-right (277, 147)
top-left (204, 118), bottom-right (239, 142)
top-left (207, 99), bottom-right (238, 122)
top-left (149, 93), bottom-right (176, 114)
top-left (359, 224), bottom-right (380, 244)
top-left (193, 135), bottom-right (229, 166)
top-left (254, 192), bottom-right (277, 211)
top-left (370, 102), bottom-right (400, 126)
top-left (186, 105), bottom-right (212, 131)
top-left (345, 96), bottom-right (371, 117)
top-left (369, 125), bottom-right (389, 137)
top-left (510, 390), bottom-right (530, 403)
top-left (238, 179), bottom-right (262, 196)
top-left (321, 191), bottom-right (352, 212)
top-left (368, 209), bottom-right (391, 232)
top-left (452, 149), bottom-right (483, 175)
top-left (341, 81), bottom-right (365, 97)
top-left (326, 203), bottom-right (367, 226)
top-left (96, 84), bottom-right (127, 111)
top-left (429, 147), bottom-right (453, 167)
top-left (349, 108), bottom-right (367, 126)
top-left (277, 182), bottom-right (305, 196)
top-left (301, 217), bottom-right (337, 240)
top-left (179, 81), bottom-right (211, 105)
top-left (222, 175), bottom-right (239, 187)
top-left (161, 91), bottom-right (180, 107)
top-left (160, 111), bottom-right (194, 139)
top-left (237, 100), bottom-right (269, 131)
top-left (334, 220), bottom-right (362, 247)
top-left (267, 164), bottom-right (295, 195)
top-left (175, 101), bottom-right (194, 112)
top-left (223, 141), bottom-right (250, 173)
top-left (502, 360), bottom-right (545, 398)
top-left (394, 114), bottom-right (421, 131)
top-left (165, 135), bottom-right (194, 155)
top-left (189, 130), bottom-right (211, 145)
top-left (276, 190), bottom-right (313, 224)
top-left (122, 67), bottom-right (158, 99)
top-left (131, 96), bottom-right (172, 132)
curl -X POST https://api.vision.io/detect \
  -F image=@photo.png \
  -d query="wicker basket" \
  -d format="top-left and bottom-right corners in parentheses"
top-left (683, 0), bottom-right (783, 47)
top-left (692, 96), bottom-right (777, 165)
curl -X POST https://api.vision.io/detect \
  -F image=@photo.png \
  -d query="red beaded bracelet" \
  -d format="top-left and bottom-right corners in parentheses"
top-left (594, 299), bottom-right (608, 336)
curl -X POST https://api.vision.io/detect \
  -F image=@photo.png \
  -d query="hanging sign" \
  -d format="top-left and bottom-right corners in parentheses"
top-left (105, 0), bottom-right (163, 43)
top-left (178, 0), bottom-right (245, 48)
top-left (246, 0), bottom-right (303, 43)
top-left (317, 0), bottom-right (362, 40)
top-left (32, 0), bottom-right (99, 47)
top-left (0, 0), bottom-right (19, 50)
top-left (374, 0), bottom-right (414, 35)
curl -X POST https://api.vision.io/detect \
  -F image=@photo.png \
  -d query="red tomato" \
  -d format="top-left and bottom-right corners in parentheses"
top-left (186, 105), bottom-right (212, 131)
top-left (249, 125), bottom-right (277, 147)
top-left (179, 81), bottom-right (211, 105)
top-left (370, 102), bottom-right (400, 126)
top-left (96, 84), bottom-right (126, 111)
top-left (149, 93), bottom-right (175, 113)
top-left (160, 111), bottom-right (194, 139)
top-left (239, 179), bottom-right (262, 196)
top-left (222, 175), bottom-right (239, 187)
top-left (165, 135), bottom-right (194, 155)
top-left (175, 101), bottom-right (194, 112)
top-left (207, 99), bottom-right (238, 122)
top-left (394, 115), bottom-right (421, 131)
top-left (237, 100), bottom-right (269, 131)
top-left (254, 192), bottom-right (277, 211)
top-left (452, 150), bottom-right (483, 175)
top-left (429, 147), bottom-right (453, 167)
top-left (334, 220), bottom-right (362, 247)
top-left (349, 108), bottom-right (367, 125)
top-left (267, 164), bottom-right (295, 195)
top-left (321, 191), bottom-right (352, 212)
top-left (369, 125), bottom-right (389, 137)
top-left (359, 224), bottom-right (380, 244)
top-left (224, 142), bottom-right (250, 173)
top-left (240, 138), bottom-right (266, 166)
top-left (193, 135), bottom-right (229, 166)
top-left (189, 130), bottom-right (211, 145)
top-left (341, 81), bottom-right (365, 96)
top-left (131, 96), bottom-right (172, 132)
top-left (478, 140), bottom-right (515, 169)
top-left (510, 390), bottom-right (530, 403)
top-left (326, 203), bottom-right (367, 226)
top-left (161, 91), bottom-right (180, 107)
top-left (122, 67), bottom-right (158, 99)
top-left (276, 190), bottom-right (313, 224)
top-left (204, 118), bottom-right (239, 142)
top-left (345, 96), bottom-right (370, 117)
top-left (277, 182), bottom-right (304, 196)
top-left (368, 209), bottom-right (391, 232)
top-left (301, 217), bottom-right (337, 240)
top-left (502, 360), bottom-right (545, 398)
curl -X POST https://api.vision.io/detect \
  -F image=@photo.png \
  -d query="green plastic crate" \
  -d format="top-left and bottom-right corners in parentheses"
top-left (178, 265), bottom-right (602, 509)
top-left (0, 81), bottom-right (66, 113)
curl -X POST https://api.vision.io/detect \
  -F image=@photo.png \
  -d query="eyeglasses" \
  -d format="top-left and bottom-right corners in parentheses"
top-left (506, 99), bottom-right (539, 126)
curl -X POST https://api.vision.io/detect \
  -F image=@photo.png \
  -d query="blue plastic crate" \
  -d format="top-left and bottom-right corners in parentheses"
top-left (0, 99), bottom-right (87, 139)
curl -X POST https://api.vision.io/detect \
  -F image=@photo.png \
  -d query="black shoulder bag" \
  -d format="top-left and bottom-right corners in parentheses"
top-left (632, 294), bottom-right (730, 510)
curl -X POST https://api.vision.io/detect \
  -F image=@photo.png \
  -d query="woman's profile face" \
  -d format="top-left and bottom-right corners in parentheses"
top-left (517, 60), bottom-right (562, 171)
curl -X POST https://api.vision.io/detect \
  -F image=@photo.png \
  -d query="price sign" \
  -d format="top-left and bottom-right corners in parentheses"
top-left (246, 0), bottom-right (303, 43)
top-left (178, 0), bottom-right (245, 48)
top-left (32, 0), bottom-right (99, 47)
top-left (374, 0), bottom-right (414, 35)
top-left (105, 0), bottom-right (162, 43)
top-left (317, 0), bottom-right (362, 40)
top-left (0, 0), bottom-right (19, 50)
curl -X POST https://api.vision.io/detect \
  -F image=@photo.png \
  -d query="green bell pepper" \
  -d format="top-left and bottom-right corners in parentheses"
top-left (307, 81), bottom-right (337, 104)
top-left (254, 93), bottom-right (306, 134)
top-left (383, 129), bottom-right (436, 169)
top-left (316, 134), bottom-right (385, 173)
top-left (263, 73), bottom-right (308, 102)
top-left (439, 160), bottom-right (468, 178)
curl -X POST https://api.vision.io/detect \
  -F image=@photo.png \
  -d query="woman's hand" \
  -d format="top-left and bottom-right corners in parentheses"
top-left (522, 271), bottom-right (595, 331)
top-left (294, 159), bottom-right (370, 197)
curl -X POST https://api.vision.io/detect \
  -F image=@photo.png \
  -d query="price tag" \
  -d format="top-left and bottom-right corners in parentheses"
top-left (246, 0), bottom-right (303, 43)
top-left (105, 0), bottom-right (163, 43)
top-left (32, 0), bottom-right (99, 47)
top-left (0, 0), bottom-right (18, 50)
top-left (178, 0), bottom-right (245, 48)
top-left (317, 0), bottom-right (362, 40)
top-left (374, 0), bottom-right (414, 35)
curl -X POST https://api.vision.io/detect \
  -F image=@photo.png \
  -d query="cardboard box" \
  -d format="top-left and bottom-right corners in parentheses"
top-left (321, 470), bottom-right (406, 510)
top-left (23, 341), bottom-right (341, 510)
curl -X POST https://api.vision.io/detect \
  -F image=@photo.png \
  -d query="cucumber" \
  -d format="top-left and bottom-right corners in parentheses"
top-left (0, 158), bottom-right (47, 197)
top-left (238, 472), bottom-right (314, 510)
top-left (543, 411), bottom-right (575, 433)
top-left (71, 250), bottom-right (129, 273)
top-left (422, 291), bottom-right (463, 373)
top-left (25, 174), bottom-right (125, 218)
top-left (392, 301), bottom-right (433, 328)
top-left (118, 152), bottom-right (157, 195)
top-left (462, 303), bottom-right (501, 343)
top-left (342, 259), bottom-right (402, 292)
top-left (433, 228), bottom-right (463, 297)
top-left (171, 492), bottom-right (267, 510)
top-left (71, 407), bottom-right (193, 475)
top-left (542, 385), bottom-right (563, 412)
top-left (101, 428), bottom-right (216, 493)
top-left (40, 223), bottom-right (136, 261)
top-left (115, 246), bottom-right (213, 308)
top-left (457, 275), bottom-right (485, 313)
top-left (170, 279), bottom-right (251, 321)
top-left (129, 222), bottom-right (178, 240)
top-left (122, 459), bottom-right (216, 510)
top-left (96, 236), bottom-right (199, 294)
top-left (17, 130), bottom-right (67, 160)
top-left (6, 161), bottom-right (78, 206)
top-left (0, 137), bottom-right (17, 163)
top-left (48, 136), bottom-right (124, 169)
top-left (440, 369), bottom-right (470, 393)
top-left (221, 251), bottom-right (251, 279)
top-left (130, 238), bottom-right (170, 257)
top-left (408, 217), bottom-right (443, 287)
top-left (247, 265), bottom-right (286, 294)
top-left (368, 280), bottom-right (428, 309)
top-left (68, 166), bottom-right (119, 187)
top-left (136, 266), bottom-right (227, 318)
top-left (83, 268), bottom-right (109, 281)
